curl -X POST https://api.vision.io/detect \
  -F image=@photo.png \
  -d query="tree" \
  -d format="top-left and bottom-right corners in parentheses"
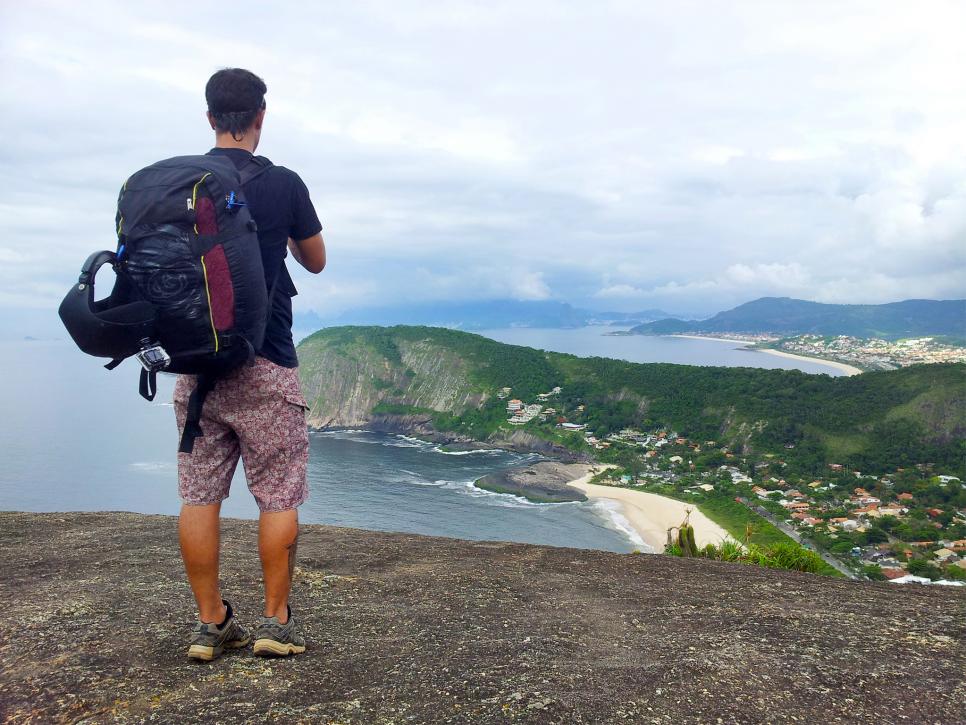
top-left (864, 526), bottom-right (888, 544)
top-left (862, 564), bottom-right (886, 581)
top-left (907, 559), bottom-right (942, 580)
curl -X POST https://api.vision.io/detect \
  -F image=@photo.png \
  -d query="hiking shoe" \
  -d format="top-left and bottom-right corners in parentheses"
top-left (253, 606), bottom-right (306, 657)
top-left (187, 600), bottom-right (251, 662)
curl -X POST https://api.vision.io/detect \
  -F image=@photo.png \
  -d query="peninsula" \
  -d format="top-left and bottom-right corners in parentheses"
top-left (474, 461), bottom-right (592, 503)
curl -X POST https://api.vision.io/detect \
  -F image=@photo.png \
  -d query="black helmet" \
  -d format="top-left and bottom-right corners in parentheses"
top-left (59, 250), bottom-right (157, 359)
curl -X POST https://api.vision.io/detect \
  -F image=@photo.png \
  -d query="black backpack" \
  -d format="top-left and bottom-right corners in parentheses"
top-left (60, 153), bottom-right (275, 453)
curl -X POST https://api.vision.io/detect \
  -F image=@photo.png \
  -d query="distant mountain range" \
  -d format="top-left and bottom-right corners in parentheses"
top-left (296, 300), bottom-right (675, 332)
top-left (630, 297), bottom-right (966, 341)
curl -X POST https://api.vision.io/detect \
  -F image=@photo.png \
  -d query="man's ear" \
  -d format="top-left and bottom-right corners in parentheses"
top-left (254, 108), bottom-right (266, 131)
top-left (206, 111), bottom-right (217, 130)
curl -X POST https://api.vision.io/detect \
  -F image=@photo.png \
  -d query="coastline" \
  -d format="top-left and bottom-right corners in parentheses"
top-left (756, 348), bottom-right (862, 376)
top-left (670, 334), bottom-right (757, 344)
top-left (670, 334), bottom-right (863, 376)
top-left (474, 461), bottom-right (592, 503)
top-left (567, 466), bottom-right (732, 553)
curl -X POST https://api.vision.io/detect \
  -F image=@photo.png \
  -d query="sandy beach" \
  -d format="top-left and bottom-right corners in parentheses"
top-left (670, 334), bottom-right (757, 345)
top-left (567, 466), bottom-right (733, 553)
top-left (757, 348), bottom-right (862, 376)
top-left (671, 334), bottom-right (863, 376)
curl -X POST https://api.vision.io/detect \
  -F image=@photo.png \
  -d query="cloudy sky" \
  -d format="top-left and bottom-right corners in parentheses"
top-left (2, 1), bottom-right (965, 335)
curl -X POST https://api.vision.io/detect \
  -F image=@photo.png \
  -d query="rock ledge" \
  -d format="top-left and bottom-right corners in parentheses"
top-left (0, 512), bottom-right (963, 723)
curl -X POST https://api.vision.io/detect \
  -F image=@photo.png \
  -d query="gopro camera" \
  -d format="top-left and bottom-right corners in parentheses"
top-left (135, 343), bottom-right (171, 373)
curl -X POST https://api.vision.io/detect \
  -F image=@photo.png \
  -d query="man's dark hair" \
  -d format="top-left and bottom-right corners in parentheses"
top-left (206, 68), bottom-right (267, 138)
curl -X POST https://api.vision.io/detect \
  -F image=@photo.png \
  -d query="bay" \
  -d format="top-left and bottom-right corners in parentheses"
top-left (476, 326), bottom-right (849, 375)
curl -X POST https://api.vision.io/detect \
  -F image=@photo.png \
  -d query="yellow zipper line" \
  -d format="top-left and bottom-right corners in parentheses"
top-left (200, 255), bottom-right (219, 353)
top-left (191, 172), bottom-right (212, 234)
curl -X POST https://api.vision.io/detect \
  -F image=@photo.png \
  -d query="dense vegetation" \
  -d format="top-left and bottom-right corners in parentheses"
top-left (297, 326), bottom-right (966, 477)
top-left (631, 297), bottom-right (966, 341)
top-left (548, 353), bottom-right (964, 476)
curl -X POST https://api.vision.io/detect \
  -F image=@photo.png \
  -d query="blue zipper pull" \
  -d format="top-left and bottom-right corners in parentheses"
top-left (226, 191), bottom-right (247, 211)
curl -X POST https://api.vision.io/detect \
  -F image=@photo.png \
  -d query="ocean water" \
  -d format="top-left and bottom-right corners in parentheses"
top-left (476, 326), bottom-right (849, 375)
top-left (0, 330), bottom-right (842, 554)
top-left (0, 339), bottom-right (644, 553)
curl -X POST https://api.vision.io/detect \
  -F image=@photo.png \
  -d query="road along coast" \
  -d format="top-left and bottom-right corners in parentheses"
top-left (568, 467), bottom-right (733, 553)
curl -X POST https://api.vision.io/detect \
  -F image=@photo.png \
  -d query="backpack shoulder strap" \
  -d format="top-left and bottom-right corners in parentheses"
top-left (239, 155), bottom-right (274, 186)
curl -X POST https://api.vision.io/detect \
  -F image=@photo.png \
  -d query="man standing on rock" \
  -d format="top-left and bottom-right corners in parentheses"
top-left (175, 68), bottom-right (326, 661)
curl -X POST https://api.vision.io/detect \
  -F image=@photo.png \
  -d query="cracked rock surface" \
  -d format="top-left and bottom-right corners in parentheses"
top-left (0, 512), bottom-right (963, 723)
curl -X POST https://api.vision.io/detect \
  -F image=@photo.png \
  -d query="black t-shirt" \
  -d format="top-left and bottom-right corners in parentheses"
top-left (206, 147), bottom-right (322, 368)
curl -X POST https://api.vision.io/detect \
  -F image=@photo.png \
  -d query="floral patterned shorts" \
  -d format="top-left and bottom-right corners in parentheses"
top-left (174, 356), bottom-right (310, 511)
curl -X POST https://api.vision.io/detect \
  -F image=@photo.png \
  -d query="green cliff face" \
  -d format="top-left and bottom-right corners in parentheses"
top-left (297, 325), bottom-right (965, 474)
top-left (297, 326), bottom-right (489, 428)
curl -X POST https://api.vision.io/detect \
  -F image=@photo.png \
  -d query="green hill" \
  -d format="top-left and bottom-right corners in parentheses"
top-left (631, 297), bottom-right (966, 341)
top-left (297, 326), bottom-right (966, 475)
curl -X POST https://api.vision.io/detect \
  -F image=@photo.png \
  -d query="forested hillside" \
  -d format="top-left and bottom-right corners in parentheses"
top-left (631, 297), bottom-right (966, 341)
top-left (297, 326), bottom-right (965, 475)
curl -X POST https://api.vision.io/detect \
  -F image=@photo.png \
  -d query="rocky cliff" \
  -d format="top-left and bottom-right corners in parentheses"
top-left (1, 512), bottom-right (963, 723)
top-left (298, 329), bottom-right (485, 429)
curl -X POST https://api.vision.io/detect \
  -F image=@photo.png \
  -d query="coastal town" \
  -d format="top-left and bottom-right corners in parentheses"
top-left (770, 335), bottom-right (966, 371)
top-left (671, 332), bottom-right (966, 370)
top-left (497, 385), bottom-right (966, 584)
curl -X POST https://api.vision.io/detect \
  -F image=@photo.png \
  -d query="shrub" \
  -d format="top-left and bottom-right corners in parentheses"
top-left (765, 542), bottom-right (826, 573)
top-left (907, 558), bottom-right (943, 581)
top-left (863, 564), bottom-right (887, 581)
top-left (667, 539), bottom-right (825, 575)
top-left (717, 539), bottom-right (744, 562)
top-left (943, 565), bottom-right (966, 582)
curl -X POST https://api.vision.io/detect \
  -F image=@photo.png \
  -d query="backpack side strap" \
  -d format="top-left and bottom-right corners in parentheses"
top-left (139, 368), bottom-right (159, 402)
top-left (178, 374), bottom-right (217, 454)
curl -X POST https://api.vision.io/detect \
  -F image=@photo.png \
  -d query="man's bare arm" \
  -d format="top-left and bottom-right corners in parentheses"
top-left (288, 233), bottom-right (326, 274)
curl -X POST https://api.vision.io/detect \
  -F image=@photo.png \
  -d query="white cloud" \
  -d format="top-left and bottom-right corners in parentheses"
top-left (512, 271), bottom-right (552, 301)
top-left (1, 0), bottom-right (965, 330)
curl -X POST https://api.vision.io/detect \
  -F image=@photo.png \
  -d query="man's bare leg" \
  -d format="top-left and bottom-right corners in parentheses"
top-left (179, 502), bottom-right (227, 624)
top-left (259, 509), bottom-right (299, 622)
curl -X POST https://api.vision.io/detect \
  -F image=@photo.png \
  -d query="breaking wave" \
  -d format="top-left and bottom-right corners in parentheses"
top-left (590, 498), bottom-right (652, 552)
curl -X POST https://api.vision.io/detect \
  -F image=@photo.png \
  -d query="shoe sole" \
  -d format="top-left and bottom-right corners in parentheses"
top-left (187, 636), bottom-right (251, 662)
top-left (253, 638), bottom-right (306, 657)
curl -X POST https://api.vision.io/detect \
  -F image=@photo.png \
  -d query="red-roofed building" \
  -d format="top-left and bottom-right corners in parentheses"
top-left (881, 568), bottom-right (908, 580)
